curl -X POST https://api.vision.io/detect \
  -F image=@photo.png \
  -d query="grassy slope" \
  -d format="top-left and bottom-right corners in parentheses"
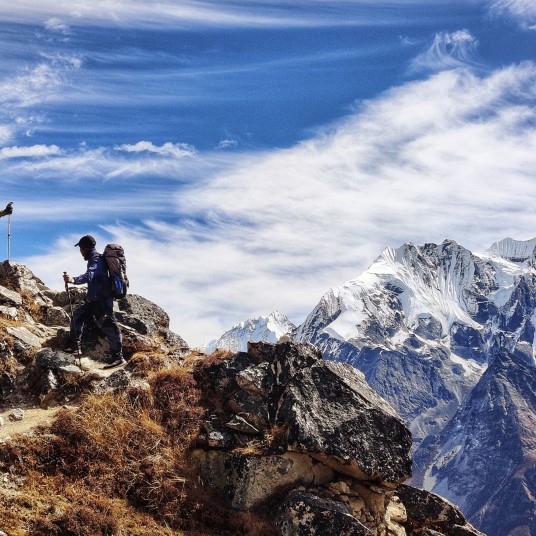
top-left (0, 352), bottom-right (279, 536)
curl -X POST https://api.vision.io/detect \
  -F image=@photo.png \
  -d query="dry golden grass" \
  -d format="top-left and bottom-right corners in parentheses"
top-left (0, 361), bottom-right (280, 536)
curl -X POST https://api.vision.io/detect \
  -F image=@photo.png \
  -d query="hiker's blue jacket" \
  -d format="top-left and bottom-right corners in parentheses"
top-left (73, 249), bottom-right (112, 304)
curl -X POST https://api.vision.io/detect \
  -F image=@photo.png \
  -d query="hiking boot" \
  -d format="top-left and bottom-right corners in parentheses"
top-left (64, 343), bottom-right (81, 354)
top-left (102, 356), bottom-right (126, 369)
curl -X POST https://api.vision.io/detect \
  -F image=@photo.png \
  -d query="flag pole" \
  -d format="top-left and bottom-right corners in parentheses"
top-left (7, 213), bottom-right (11, 260)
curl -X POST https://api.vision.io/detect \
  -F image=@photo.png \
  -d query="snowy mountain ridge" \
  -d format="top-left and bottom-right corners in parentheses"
top-left (300, 239), bottom-right (534, 348)
top-left (203, 310), bottom-right (295, 353)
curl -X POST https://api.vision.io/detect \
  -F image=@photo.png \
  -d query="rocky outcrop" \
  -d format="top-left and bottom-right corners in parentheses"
top-left (0, 261), bottom-right (189, 407)
top-left (193, 341), bottom-right (482, 535)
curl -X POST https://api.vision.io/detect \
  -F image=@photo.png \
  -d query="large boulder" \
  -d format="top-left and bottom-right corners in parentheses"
top-left (29, 348), bottom-right (85, 405)
top-left (203, 341), bottom-right (412, 484)
top-left (192, 450), bottom-right (334, 510)
top-left (115, 294), bottom-right (189, 353)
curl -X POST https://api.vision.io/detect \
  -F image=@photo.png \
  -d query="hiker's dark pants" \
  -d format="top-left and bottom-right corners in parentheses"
top-left (70, 299), bottom-right (122, 354)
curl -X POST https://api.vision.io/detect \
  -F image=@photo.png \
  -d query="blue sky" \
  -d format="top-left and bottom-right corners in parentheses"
top-left (2, 0), bottom-right (536, 346)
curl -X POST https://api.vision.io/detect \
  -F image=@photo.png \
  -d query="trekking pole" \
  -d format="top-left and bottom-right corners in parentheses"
top-left (64, 272), bottom-right (74, 317)
top-left (64, 272), bottom-right (82, 366)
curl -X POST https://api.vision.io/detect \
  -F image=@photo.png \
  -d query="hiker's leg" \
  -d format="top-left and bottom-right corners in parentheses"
top-left (68, 303), bottom-right (91, 349)
top-left (94, 300), bottom-right (122, 357)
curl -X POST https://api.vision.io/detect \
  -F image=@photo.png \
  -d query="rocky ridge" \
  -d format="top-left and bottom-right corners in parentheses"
top-left (0, 260), bottom-right (482, 535)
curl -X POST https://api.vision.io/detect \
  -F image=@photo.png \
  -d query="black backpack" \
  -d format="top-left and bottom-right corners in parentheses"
top-left (103, 243), bottom-right (129, 299)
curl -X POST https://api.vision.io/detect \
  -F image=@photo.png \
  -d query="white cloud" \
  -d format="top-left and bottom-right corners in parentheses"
top-left (216, 139), bottom-right (238, 149)
top-left (115, 141), bottom-right (196, 158)
top-left (23, 61), bottom-right (536, 347)
top-left (1, 142), bottom-right (205, 181)
top-left (489, 0), bottom-right (536, 28)
top-left (410, 30), bottom-right (481, 73)
top-left (0, 125), bottom-right (12, 144)
top-left (0, 54), bottom-right (80, 142)
top-left (0, 0), bottom-right (466, 29)
top-left (0, 144), bottom-right (60, 159)
top-left (44, 17), bottom-right (71, 34)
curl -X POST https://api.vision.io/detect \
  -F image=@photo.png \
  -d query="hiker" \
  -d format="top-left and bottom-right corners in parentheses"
top-left (63, 235), bottom-right (125, 369)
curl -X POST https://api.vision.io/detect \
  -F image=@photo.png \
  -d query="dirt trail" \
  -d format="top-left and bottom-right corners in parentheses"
top-left (0, 357), bottom-right (124, 442)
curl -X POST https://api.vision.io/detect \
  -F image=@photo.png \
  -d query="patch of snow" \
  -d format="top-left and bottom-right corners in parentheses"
top-left (450, 352), bottom-right (488, 378)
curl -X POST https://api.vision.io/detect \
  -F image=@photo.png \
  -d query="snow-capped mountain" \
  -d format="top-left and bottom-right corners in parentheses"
top-left (203, 310), bottom-right (296, 353)
top-left (294, 237), bottom-right (536, 536)
top-left (208, 237), bottom-right (536, 535)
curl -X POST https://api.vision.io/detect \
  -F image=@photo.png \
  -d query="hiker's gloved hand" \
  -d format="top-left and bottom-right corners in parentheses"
top-left (63, 273), bottom-right (73, 284)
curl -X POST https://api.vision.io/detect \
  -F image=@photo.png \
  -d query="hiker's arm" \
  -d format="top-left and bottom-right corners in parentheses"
top-left (72, 255), bottom-right (99, 285)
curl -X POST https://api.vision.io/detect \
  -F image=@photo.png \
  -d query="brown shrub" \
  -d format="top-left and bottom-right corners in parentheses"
top-left (149, 367), bottom-right (205, 449)
top-left (0, 363), bottom-right (281, 535)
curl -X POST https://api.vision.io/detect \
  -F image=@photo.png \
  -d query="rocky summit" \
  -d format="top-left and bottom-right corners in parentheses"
top-left (0, 260), bottom-right (483, 535)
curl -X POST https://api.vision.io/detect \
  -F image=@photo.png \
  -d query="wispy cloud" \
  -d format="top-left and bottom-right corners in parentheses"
top-left (23, 60), bottom-right (536, 346)
top-left (489, 0), bottom-right (536, 29)
top-left (0, 0), bottom-right (457, 29)
top-left (1, 143), bottom-right (206, 182)
top-left (410, 30), bottom-right (482, 73)
top-left (115, 141), bottom-right (196, 158)
top-left (0, 53), bottom-right (81, 144)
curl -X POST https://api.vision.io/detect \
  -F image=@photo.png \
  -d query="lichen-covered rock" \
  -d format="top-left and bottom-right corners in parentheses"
top-left (275, 491), bottom-right (371, 535)
top-left (40, 306), bottom-right (70, 327)
top-left (397, 484), bottom-right (485, 535)
top-left (91, 368), bottom-right (133, 395)
top-left (208, 341), bottom-right (412, 484)
top-left (0, 284), bottom-right (22, 307)
top-left (193, 450), bottom-right (334, 510)
top-left (0, 261), bottom-right (52, 306)
top-left (29, 348), bottom-right (84, 404)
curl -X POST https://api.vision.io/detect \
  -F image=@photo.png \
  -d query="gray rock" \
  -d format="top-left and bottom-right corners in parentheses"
top-left (0, 261), bottom-right (52, 306)
top-left (203, 417), bottom-right (235, 449)
top-left (30, 348), bottom-right (82, 402)
top-left (8, 408), bottom-right (25, 422)
top-left (6, 326), bottom-right (43, 361)
top-left (247, 341), bottom-right (412, 483)
top-left (0, 284), bottom-right (22, 307)
top-left (40, 306), bottom-right (70, 327)
top-left (193, 450), bottom-right (334, 510)
top-left (228, 389), bottom-right (270, 431)
top-left (275, 491), bottom-right (371, 536)
top-left (91, 369), bottom-right (133, 395)
top-left (397, 484), bottom-right (484, 535)
top-left (0, 305), bottom-right (17, 319)
top-left (225, 415), bottom-right (260, 435)
top-left (117, 294), bottom-right (172, 336)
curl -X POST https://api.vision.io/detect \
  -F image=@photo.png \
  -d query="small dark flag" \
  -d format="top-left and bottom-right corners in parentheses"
top-left (0, 202), bottom-right (13, 218)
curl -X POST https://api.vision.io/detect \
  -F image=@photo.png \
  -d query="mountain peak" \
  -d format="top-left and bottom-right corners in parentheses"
top-left (489, 236), bottom-right (536, 262)
top-left (203, 310), bottom-right (296, 353)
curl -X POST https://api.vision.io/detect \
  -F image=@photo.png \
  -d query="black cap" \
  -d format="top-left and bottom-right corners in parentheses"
top-left (74, 235), bottom-right (96, 249)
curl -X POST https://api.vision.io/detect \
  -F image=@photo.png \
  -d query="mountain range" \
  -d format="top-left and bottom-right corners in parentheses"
top-left (207, 237), bottom-right (536, 536)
